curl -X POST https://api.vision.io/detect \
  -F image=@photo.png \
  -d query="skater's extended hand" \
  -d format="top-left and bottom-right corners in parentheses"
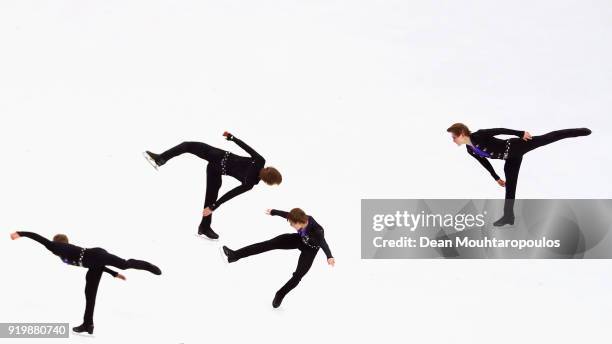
top-left (327, 258), bottom-right (335, 267)
top-left (10, 232), bottom-right (20, 240)
top-left (522, 131), bottom-right (532, 141)
top-left (497, 179), bottom-right (506, 187)
top-left (116, 274), bottom-right (127, 281)
top-left (223, 131), bottom-right (234, 141)
top-left (203, 207), bottom-right (213, 217)
top-left (265, 209), bottom-right (272, 215)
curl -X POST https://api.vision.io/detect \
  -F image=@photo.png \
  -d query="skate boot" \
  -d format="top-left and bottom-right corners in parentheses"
top-left (72, 323), bottom-right (94, 335)
top-left (143, 151), bottom-right (166, 170)
top-left (272, 292), bottom-right (285, 308)
top-left (493, 215), bottom-right (515, 227)
top-left (197, 226), bottom-right (219, 240)
top-left (221, 246), bottom-right (238, 263)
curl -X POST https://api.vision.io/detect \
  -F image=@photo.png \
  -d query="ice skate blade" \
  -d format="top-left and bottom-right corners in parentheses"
top-left (194, 233), bottom-right (219, 242)
top-left (142, 151), bottom-right (158, 171)
top-left (219, 246), bottom-right (230, 265)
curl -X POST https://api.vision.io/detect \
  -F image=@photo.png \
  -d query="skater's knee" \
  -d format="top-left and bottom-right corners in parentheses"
top-left (267, 236), bottom-right (285, 245)
top-left (181, 141), bottom-right (209, 155)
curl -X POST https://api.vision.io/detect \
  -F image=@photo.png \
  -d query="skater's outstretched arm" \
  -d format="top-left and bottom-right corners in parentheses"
top-left (477, 128), bottom-right (525, 137)
top-left (12, 231), bottom-right (57, 253)
top-left (224, 132), bottom-right (264, 162)
top-left (209, 184), bottom-right (254, 211)
top-left (268, 209), bottom-right (289, 219)
top-left (313, 231), bottom-right (333, 260)
top-left (103, 267), bottom-right (119, 278)
top-left (468, 150), bottom-right (500, 181)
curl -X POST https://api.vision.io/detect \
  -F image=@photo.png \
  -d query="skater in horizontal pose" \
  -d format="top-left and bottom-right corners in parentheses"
top-left (10, 231), bottom-right (161, 335)
top-left (222, 208), bottom-right (335, 308)
top-left (447, 123), bottom-right (591, 226)
top-left (144, 132), bottom-right (282, 239)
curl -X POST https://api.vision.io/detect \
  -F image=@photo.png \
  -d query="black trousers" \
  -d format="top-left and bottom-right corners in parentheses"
top-left (233, 233), bottom-right (319, 298)
top-left (82, 248), bottom-right (156, 326)
top-left (501, 128), bottom-right (590, 217)
top-left (158, 141), bottom-right (226, 231)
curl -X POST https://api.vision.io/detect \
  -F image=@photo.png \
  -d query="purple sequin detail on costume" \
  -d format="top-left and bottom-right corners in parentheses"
top-left (470, 145), bottom-right (491, 158)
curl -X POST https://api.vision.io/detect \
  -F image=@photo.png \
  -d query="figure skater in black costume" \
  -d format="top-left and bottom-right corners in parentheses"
top-left (221, 208), bottom-right (335, 308)
top-left (10, 231), bottom-right (161, 335)
top-left (447, 123), bottom-right (591, 226)
top-left (143, 132), bottom-right (282, 239)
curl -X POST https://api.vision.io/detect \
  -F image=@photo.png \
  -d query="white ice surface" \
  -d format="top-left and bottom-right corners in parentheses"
top-left (1, 1), bottom-right (611, 343)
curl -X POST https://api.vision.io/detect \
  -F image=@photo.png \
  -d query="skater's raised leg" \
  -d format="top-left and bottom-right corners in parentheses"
top-left (124, 259), bottom-right (162, 274)
top-left (273, 248), bottom-right (317, 308)
top-left (227, 233), bottom-right (301, 262)
top-left (85, 248), bottom-right (162, 275)
top-left (145, 141), bottom-right (225, 169)
top-left (516, 128), bottom-right (592, 155)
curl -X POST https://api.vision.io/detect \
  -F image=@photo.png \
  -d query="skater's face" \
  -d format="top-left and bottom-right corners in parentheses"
top-left (451, 133), bottom-right (468, 145)
top-left (289, 221), bottom-right (307, 230)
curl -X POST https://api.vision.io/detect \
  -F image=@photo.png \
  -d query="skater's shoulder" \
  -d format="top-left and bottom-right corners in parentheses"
top-left (307, 216), bottom-right (323, 229)
top-left (59, 242), bottom-right (82, 250)
top-left (253, 155), bottom-right (266, 166)
top-left (471, 129), bottom-right (486, 136)
top-left (469, 129), bottom-right (495, 143)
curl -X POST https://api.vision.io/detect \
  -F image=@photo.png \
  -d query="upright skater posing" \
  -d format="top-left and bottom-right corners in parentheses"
top-left (447, 123), bottom-right (591, 226)
top-left (143, 132), bottom-right (282, 239)
top-left (10, 231), bottom-right (162, 335)
top-left (222, 208), bottom-right (335, 308)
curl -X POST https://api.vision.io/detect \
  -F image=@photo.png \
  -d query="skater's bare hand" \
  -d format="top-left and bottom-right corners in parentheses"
top-left (497, 179), bottom-right (506, 187)
top-left (522, 131), bottom-right (532, 141)
top-left (223, 131), bottom-right (234, 140)
top-left (327, 258), bottom-right (335, 267)
top-left (116, 274), bottom-right (127, 281)
top-left (10, 232), bottom-right (20, 240)
top-left (265, 209), bottom-right (272, 215)
top-left (203, 207), bottom-right (213, 217)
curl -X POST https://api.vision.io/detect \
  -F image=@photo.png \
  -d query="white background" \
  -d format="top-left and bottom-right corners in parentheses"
top-left (1, 1), bottom-right (611, 343)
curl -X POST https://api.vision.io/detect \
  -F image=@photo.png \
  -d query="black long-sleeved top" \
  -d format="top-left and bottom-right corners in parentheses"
top-left (210, 136), bottom-right (266, 210)
top-left (270, 210), bottom-right (333, 259)
top-left (17, 231), bottom-right (118, 277)
top-left (467, 128), bottom-right (524, 180)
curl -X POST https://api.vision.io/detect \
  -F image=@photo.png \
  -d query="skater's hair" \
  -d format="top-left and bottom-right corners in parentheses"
top-left (287, 208), bottom-right (308, 224)
top-left (53, 234), bottom-right (69, 244)
top-left (260, 167), bottom-right (282, 185)
top-left (447, 123), bottom-right (471, 137)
